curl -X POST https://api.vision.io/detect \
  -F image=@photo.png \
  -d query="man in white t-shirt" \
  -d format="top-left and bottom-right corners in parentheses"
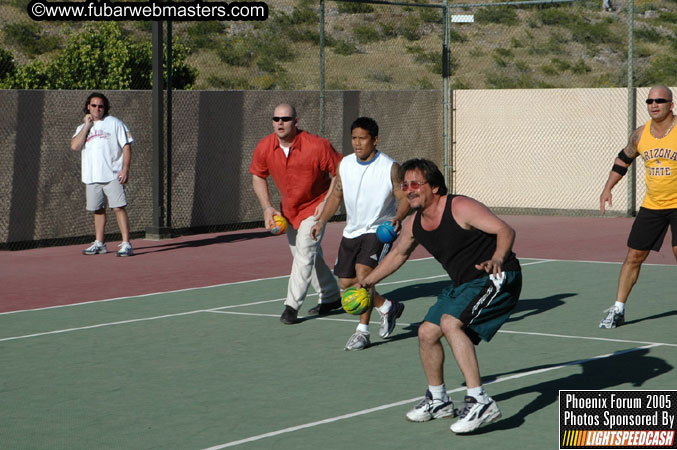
top-left (70, 93), bottom-right (134, 256)
top-left (310, 117), bottom-right (410, 350)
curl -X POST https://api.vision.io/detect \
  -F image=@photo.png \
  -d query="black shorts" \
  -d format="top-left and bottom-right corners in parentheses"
top-left (627, 207), bottom-right (677, 251)
top-left (334, 233), bottom-right (390, 279)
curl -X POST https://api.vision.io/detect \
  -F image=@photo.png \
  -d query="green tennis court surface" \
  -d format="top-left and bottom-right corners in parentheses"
top-left (2, 258), bottom-right (675, 449)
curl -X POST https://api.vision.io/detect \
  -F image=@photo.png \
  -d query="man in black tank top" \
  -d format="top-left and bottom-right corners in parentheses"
top-left (360, 159), bottom-right (522, 434)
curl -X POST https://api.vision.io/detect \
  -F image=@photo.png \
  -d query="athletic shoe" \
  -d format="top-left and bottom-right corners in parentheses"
top-left (450, 396), bottom-right (501, 433)
top-left (307, 299), bottom-right (342, 316)
top-left (280, 305), bottom-right (299, 325)
top-left (405, 389), bottom-right (456, 422)
top-left (345, 330), bottom-right (370, 351)
top-left (116, 241), bottom-right (134, 257)
top-left (379, 301), bottom-right (404, 338)
top-left (599, 306), bottom-right (625, 328)
top-left (82, 240), bottom-right (107, 255)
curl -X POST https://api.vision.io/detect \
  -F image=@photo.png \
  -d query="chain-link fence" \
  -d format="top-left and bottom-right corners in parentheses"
top-left (2, 0), bottom-right (676, 249)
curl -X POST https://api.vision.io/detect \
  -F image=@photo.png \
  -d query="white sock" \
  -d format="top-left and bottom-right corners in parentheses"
top-left (614, 301), bottom-right (625, 313)
top-left (377, 299), bottom-right (392, 314)
top-left (357, 323), bottom-right (369, 334)
top-left (467, 386), bottom-right (490, 403)
top-left (429, 384), bottom-right (449, 401)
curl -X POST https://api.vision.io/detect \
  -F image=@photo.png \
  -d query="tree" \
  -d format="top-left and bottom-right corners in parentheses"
top-left (1, 22), bottom-right (196, 89)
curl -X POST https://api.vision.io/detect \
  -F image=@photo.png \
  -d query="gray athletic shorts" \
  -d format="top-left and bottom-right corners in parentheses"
top-left (85, 178), bottom-right (127, 211)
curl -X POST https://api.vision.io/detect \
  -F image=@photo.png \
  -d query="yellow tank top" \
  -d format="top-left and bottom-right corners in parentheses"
top-left (637, 118), bottom-right (677, 209)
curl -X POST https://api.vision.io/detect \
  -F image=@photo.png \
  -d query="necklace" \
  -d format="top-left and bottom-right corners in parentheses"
top-left (651, 117), bottom-right (676, 139)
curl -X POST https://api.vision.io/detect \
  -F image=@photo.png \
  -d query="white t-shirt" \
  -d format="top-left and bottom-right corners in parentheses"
top-left (73, 115), bottom-right (133, 184)
top-left (340, 151), bottom-right (397, 239)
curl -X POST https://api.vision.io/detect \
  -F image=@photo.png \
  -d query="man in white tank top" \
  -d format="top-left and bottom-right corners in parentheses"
top-left (311, 117), bottom-right (410, 350)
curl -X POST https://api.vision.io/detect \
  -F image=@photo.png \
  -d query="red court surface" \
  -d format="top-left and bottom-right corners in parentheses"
top-left (1, 215), bottom-right (674, 313)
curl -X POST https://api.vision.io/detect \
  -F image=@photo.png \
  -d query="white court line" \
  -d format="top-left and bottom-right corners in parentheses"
top-left (498, 330), bottom-right (677, 347)
top-left (0, 263), bottom-right (550, 342)
top-left (0, 258), bottom-right (549, 316)
top-left (0, 259), bottom-right (657, 344)
top-left (202, 344), bottom-right (661, 449)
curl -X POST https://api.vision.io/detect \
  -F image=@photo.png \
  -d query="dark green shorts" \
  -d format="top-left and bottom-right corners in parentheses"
top-left (423, 271), bottom-right (522, 344)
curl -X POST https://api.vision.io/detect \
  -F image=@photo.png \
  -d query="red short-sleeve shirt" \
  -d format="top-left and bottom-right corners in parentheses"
top-left (250, 130), bottom-right (342, 229)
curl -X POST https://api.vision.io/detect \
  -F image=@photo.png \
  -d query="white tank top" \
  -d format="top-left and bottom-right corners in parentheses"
top-left (340, 151), bottom-right (397, 238)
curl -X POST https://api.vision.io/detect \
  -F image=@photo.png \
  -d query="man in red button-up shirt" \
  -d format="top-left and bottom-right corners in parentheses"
top-left (250, 103), bottom-right (342, 324)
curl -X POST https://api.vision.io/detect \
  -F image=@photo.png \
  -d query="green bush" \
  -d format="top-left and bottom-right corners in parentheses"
top-left (207, 75), bottom-right (252, 90)
top-left (495, 48), bottom-right (513, 58)
top-left (185, 21), bottom-right (225, 50)
top-left (551, 58), bottom-right (570, 71)
top-left (639, 55), bottom-right (677, 86)
top-left (399, 16), bottom-right (421, 41)
top-left (337, 2), bottom-right (373, 14)
top-left (540, 64), bottom-right (559, 76)
top-left (216, 35), bottom-right (254, 67)
top-left (536, 8), bottom-right (578, 26)
top-left (0, 48), bottom-right (16, 82)
top-left (419, 7), bottom-right (441, 24)
top-left (475, 7), bottom-right (519, 25)
top-left (333, 39), bottom-right (358, 56)
top-left (635, 27), bottom-right (663, 44)
top-left (449, 28), bottom-right (466, 43)
top-left (3, 22), bottom-right (61, 56)
top-left (353, 25), bottom-right (381, 44)
top-left (571, 58), bottom-right (591, 74)
top-left (367, 70), bottom-right (393, 84)
top-left (3, 22), bottom-right (195, 89)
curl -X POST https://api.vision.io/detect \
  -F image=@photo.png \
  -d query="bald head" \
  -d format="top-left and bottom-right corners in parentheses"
top-left (649, 85), bottom-right (673, 101)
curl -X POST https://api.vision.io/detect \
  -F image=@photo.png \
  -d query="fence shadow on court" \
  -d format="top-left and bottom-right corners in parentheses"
top-left (132, 230), bottom-right (274, 254)
top-left (473, 348), bottom-right (673, 434)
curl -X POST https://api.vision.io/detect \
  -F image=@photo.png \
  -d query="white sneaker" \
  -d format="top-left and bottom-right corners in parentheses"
top-left (405, 389), bottom-right (456, 422)
top-left (379, 301), bottom-right (404, 338)
top-left (116, 241), bottom-right (134, 257)
top-left (344, 330), bottom-right (370, 351)
top-left (82, 240), bottom-right (107, 255)
top-left (599, 306), bottom-right (624, 328)
top-left (450, 396), bottom-right (501, 433)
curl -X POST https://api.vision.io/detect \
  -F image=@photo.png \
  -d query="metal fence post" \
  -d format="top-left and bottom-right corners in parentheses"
top-left (146, 21), bottom-right (171, 240)
top-left (626, 0), bottom-right (636, 218)
top-left (320, 0), bottom-right (326, 137)
top-left (442, 0), bottom-right (452, 190)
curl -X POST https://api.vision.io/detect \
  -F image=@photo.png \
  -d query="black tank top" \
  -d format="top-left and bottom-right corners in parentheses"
top-left (412, 195), bottom-right (520, 285)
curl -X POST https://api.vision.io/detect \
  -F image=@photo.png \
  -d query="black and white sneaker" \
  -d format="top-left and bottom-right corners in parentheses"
top-left (599, 306), bottom-right (625, 328)
top-left (405, 389), bottom-right (456, 422)
top-left (450, 396), bottom-right (501, 433)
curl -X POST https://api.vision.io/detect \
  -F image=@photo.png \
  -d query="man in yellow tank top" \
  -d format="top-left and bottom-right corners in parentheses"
top-left (599, 85), bottom-right (677, 328)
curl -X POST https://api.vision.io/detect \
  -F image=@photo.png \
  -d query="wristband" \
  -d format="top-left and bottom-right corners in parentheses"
top-left (612, 164), bottom-right (628, 176)
top-left (617, 149), bottom-right (633, 164)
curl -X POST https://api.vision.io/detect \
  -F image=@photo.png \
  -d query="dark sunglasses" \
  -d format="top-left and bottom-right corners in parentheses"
top-left (272, 116), bottom-right (294, 122)
top-left (90, 104), bottom-right (105, 109)
top-left (400, 180), bottom-right (428, 191)
top-left (646, 98), bottom-right (671, 104)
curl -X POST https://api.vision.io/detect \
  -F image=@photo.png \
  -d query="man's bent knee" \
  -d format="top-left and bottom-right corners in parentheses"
top-left (418, 321), bottom-right (443, 343)
top-left (439, 314), bottom-right (463, 334)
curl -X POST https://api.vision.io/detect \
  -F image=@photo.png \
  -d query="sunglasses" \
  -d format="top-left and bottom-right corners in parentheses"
top-left (90, 104), bottom-right (105, 109)
top-left (400, 180), bottom-right (428, 191)
top-left (272, 116), bottom-right (294, 122)
top-left (646, 98), bottom-right (671, 104)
